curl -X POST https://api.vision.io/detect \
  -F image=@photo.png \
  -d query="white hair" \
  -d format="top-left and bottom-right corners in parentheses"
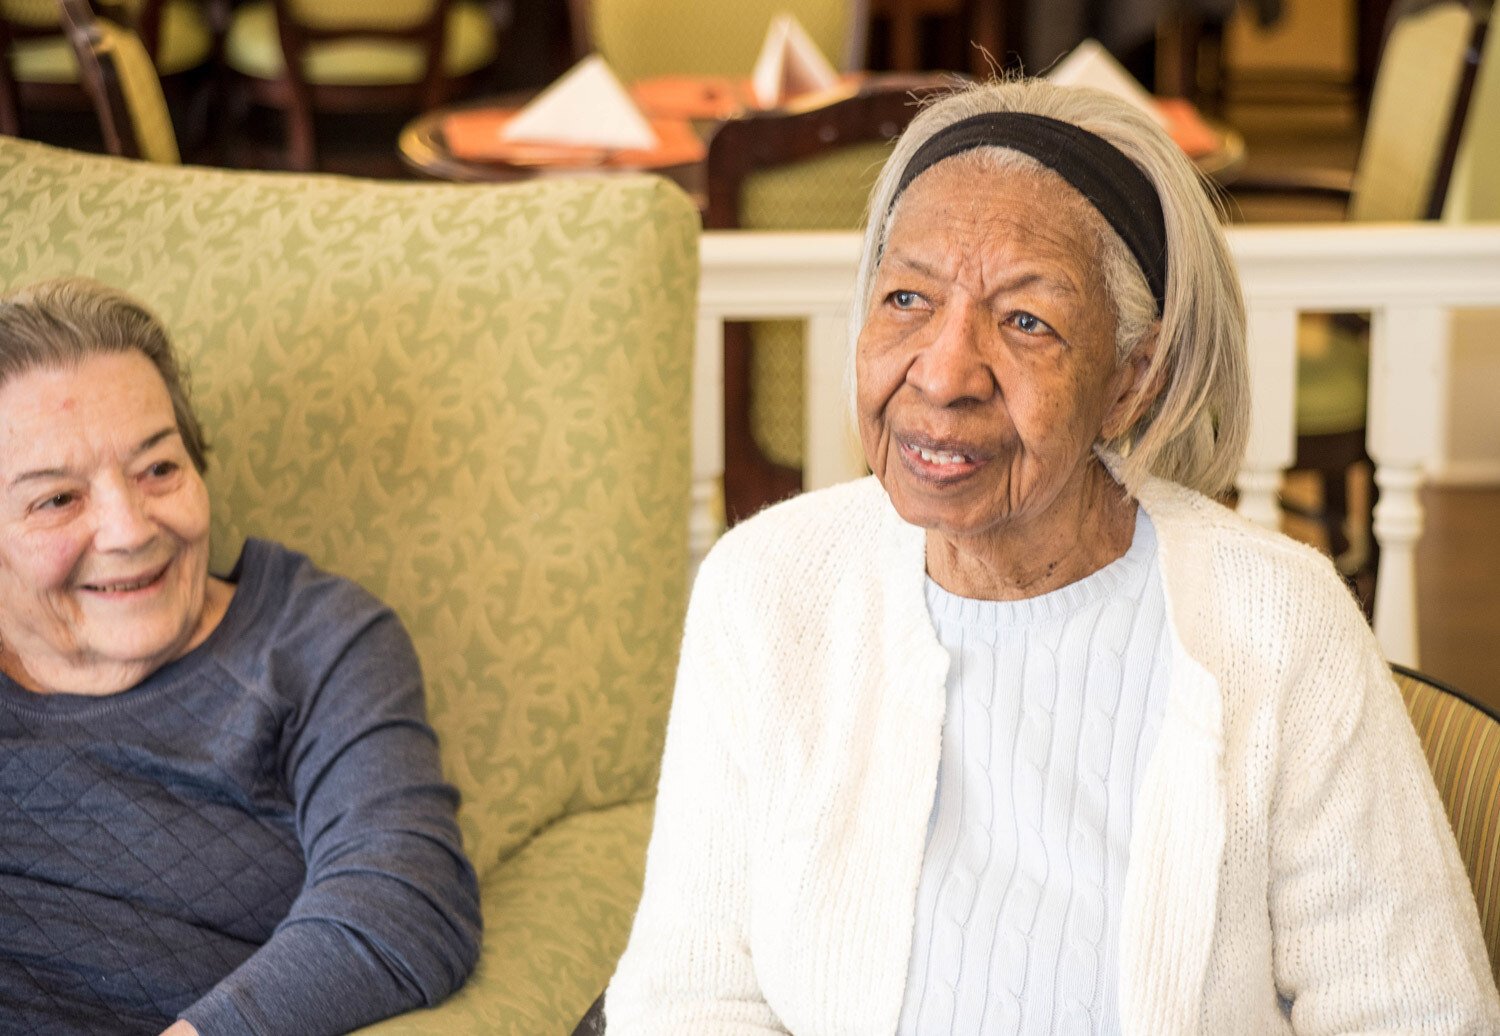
top-left (849, 77), bottom-right (1249, 496)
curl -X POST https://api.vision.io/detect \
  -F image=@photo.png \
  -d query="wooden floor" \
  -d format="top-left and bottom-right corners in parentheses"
top-left (1417, 486), bottom-right (1500, 714)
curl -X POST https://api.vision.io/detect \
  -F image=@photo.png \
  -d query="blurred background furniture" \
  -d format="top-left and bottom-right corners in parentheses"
top-left (223, 0), bottom-right (501, 170)
top-left (1393, 663), bottom-right (1500, 987)
top-left (1229, 0), bottom-right (1487, 612)
top-left (570, 0), bottom-right (868, 78)
top-left (0, 133), bottom-right (698, 1034)
top-left (0, 0), bottom-right (209, 140)
top-left (704, 74), bottom-right (950, 522)
top-left (57, 0), bottom-right (180, 160)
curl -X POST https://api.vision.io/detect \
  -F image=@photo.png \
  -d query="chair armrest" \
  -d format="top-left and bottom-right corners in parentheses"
top-left (353, 800), bottom-right (654, 1036)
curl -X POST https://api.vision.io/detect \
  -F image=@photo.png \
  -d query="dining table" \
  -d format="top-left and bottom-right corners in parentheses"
top-left (397, 74), bottom-right (1246, 201)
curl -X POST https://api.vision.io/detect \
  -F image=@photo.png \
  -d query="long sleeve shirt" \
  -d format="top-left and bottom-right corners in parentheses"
top-left (0, 539), bottom-right (481, 1036)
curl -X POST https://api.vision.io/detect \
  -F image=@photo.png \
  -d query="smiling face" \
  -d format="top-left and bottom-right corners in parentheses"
top-left (0, 351), bottom-right (225, 694)
top-left (858, 155), bottom-right (1155, 592)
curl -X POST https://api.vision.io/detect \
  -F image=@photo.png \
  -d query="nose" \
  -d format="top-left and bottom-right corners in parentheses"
top-left (91, 475), bottom-right (156, 554)
top-left (905, 301), bottom-right (996, 407)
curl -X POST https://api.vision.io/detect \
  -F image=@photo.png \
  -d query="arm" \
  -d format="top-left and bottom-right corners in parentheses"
top-left (1268, 572), bottom-right (1500, 1031)
top-left (605, 554), bottom-right (787, 1035)
top-left (181, 608), bottom-right (482, 1036)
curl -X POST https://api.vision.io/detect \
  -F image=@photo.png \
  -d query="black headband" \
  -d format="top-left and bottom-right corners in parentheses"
top-left (890, 112), bottom-right (1168, 315)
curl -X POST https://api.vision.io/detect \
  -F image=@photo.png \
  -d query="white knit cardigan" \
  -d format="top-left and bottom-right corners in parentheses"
top-left (607, 474), bottom-right (1500, 1035)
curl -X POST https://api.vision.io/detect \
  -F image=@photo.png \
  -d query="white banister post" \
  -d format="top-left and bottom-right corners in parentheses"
top-left (1236, 305), bottom-right (1299, 529)
top-left (1367, 304), bottom-right (1448, 666)
top-left (691, 312), bottom-right (726, 576)
top-left (804, 309), bottom-right (865, 490)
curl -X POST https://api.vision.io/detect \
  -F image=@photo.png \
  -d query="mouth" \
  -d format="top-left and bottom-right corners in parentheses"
top-left (897, 434), bottom-right (986, 483)
top-left (78, 561), bottom-right (170, 596)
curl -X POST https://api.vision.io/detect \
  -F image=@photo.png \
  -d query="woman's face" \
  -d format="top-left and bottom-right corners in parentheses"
top-left (857, 157), bottom-right (1143, 545)
top-left (0, 351), bottom-right (215, 693)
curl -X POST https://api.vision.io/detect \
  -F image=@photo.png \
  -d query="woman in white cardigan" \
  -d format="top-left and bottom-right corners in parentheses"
top-left (607, 79), bottom-right (1500, 1034)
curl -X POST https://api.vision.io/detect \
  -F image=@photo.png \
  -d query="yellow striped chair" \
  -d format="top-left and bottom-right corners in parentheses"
top-left (1393, 664), bottom-right (1500, 987)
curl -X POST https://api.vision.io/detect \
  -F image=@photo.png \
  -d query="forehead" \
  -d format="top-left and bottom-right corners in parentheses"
top-left (881, 153), bottom-right (1105, 275)
top-left (0, 352), bottom-right (176, 450)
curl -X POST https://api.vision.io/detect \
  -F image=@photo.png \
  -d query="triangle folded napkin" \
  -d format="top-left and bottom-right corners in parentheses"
top-left (751, 12), bottom-right (839, 109)
top-left (500, 55), bottom-right (659, 150)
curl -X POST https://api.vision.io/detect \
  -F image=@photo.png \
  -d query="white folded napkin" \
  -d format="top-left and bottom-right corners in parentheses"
top-left (1046, 39), bottom-right (1167, 127)
top-left (751, 12), bottom-right (839, 108)
top-left (500, 55), bottom-right (659, 150)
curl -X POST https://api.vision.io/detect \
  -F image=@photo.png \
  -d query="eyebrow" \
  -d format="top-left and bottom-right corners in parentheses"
top-left (7, 426), bottom-right (180, 489)
top-left (884, 251), bottom-right (1083, 303)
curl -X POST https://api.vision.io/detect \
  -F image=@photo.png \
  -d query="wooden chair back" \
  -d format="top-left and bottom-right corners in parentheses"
top-left (57, 0), bottom-right (179, 162)
top-left (704, 75), bottom-right (951, 520)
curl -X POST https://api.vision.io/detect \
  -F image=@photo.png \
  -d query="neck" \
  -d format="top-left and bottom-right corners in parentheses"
top-left (925, 457), bottom-right (1138, 601)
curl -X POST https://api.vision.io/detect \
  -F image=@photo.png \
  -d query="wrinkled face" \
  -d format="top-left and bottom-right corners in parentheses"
top-left (0, 351), bottom-right (214, 692)
top-left (857, 157), bottom-right (1141, 542)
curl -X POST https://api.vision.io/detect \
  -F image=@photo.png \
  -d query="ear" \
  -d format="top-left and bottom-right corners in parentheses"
top-left (1102, 323), bottom-right (1165, 440)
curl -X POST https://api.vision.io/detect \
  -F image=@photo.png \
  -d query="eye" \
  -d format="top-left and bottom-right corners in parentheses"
top-left (1010, 311), bottom-right (1055, 336)
top-left (143, 460), bottom-right (179, 479)
top-left (34, 491), bottom-right (77, 512)
top-left (887, 289), bottom-right (924, 310)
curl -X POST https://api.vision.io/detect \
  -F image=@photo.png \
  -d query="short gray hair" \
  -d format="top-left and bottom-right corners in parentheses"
top-left (852, 77), bottom-right (1249, 496)
top-left (0, 278), bottom-right (209, 472)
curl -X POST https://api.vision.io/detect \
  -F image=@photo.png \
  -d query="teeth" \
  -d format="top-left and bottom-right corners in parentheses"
top-left (915, 445), bottom-right (969, 465)
top-left (86, 575), bottom-right (154, 592)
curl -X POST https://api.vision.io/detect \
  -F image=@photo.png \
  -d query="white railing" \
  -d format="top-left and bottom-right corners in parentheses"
top-left (695, 224), bottom-right (1500, 668)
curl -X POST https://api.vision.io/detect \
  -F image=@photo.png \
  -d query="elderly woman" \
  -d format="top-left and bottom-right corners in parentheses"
top-left (0, 279), bottom-right (480, 1035)
top-left (607, 80), bottom-right (1500, 1033)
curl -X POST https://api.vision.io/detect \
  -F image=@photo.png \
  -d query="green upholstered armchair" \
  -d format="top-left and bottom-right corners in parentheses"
top-left (0, 137), bottom-right (698, 1033)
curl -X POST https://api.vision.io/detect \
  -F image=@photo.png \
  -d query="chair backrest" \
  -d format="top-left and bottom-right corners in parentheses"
top-left (0, 136), bottom-right (699, 880)
top-left (1445, 5), bottom-right (1498, 220)
top-left (58, 0), bottom-right (179, 163)
top-left (276, 0), bottom-right (445, 33)
top-left (574, 0), bottom-right (867, 80)
top-left (1392, 663), bottom-right (1500, 987)
top-left (705, 75), bottom-right (950, 231)
top-left (705, 76), bottom-right (947, 493)
top-left (1351, 0), bottom-right (1483, 221)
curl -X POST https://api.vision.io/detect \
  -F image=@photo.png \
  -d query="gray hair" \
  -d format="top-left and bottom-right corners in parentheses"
top-left (851, 78), bottom-right (1249, 496)
top-left (0, 278), bottom-right (209, 472)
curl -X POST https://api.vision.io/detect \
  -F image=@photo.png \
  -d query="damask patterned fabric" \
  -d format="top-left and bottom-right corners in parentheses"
top-left (0, 137), bottom-right (697, 1032)
top-left (1394, 667), bottom-right (1500, 988)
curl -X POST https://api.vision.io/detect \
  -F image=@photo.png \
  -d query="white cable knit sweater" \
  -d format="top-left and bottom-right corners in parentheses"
top-left (607, 474), bottom-right (1500, 1035)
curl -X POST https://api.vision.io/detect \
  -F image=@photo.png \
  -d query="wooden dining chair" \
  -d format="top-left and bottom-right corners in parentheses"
top-left (571, 0), bottom-right (867, 80)
top-left (222, 0), bottom-right (500, 170)
top-left (0, 0), bottom-right (209, 139)
top-left (57, 0), bottom-right (180, 161)
top-left (705, 74), bottom-right (953, 522)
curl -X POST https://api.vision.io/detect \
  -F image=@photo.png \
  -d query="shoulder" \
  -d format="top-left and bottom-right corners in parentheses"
top-left (234, 539), bottom-right (396, 631)
top-left (217, 540), bottom-right (416, 692)
top-left (1140, 477), bottom-right (1350, 601)
top-left (1139, 478), bottom-right (1377, 692)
